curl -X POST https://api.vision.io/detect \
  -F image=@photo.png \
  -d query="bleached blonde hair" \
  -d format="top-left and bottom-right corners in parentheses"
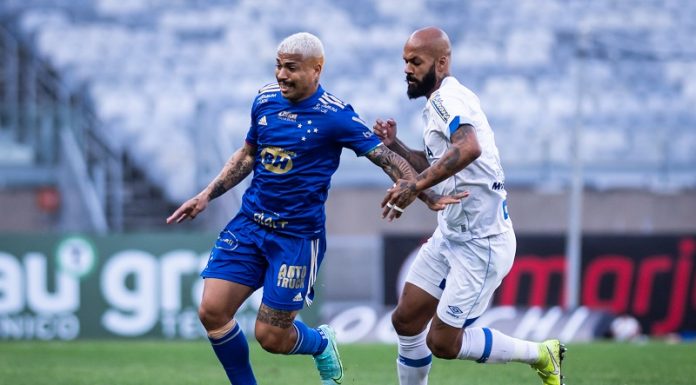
top-left (277, 32), bottom-right (324, 59)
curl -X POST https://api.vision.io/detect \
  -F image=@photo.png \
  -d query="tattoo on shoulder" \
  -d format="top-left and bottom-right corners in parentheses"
top-left (257, 304), bottom-right (295, 328)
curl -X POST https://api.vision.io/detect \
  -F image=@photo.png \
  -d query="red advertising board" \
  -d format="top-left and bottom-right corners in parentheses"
top-left (384, 234), bottom-right (696, 336)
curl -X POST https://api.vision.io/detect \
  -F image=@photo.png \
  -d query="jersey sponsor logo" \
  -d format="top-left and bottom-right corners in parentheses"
top-left (258, 116), bottom-right (267, 126)
top-left (492, 181), bottom-right (505, 190)
top-left (260, 146), bottom-right (295, 174)
top-left (213, 231), bottom-right (239, 251)
top-left (253, 211), bottom-right (289, 229)
top-left (430, 94), bottom-right (450, 123)
top-left (313, 103), bottom-right (336, 113)
top-left (277, 264), bottom-right (307, 289)
top-left (278, 111), bottom-right (298, 122)
top-left (257, 93), bottom-right (277, 105)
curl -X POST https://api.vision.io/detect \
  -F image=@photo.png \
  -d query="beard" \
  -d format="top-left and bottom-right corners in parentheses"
top-left (406, 63), bottom-right (437, 99)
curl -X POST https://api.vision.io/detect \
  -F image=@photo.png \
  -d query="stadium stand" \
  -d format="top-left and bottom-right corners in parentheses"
top-left (1, 0), bottom-right (695, 231)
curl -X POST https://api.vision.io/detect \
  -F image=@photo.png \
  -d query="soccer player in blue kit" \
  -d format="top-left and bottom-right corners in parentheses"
top-left (167, 32), bottom-right (465, 385)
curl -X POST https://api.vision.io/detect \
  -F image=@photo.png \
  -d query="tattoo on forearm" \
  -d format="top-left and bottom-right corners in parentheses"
top-left (368, 146), bottom-right (416, 182)
top-left (392, 140), bottom-right (429, 173)
top-left (209, 180), bottom-right (227, 200)
top-left (257, 304), bottom-right (294, 328)
top-left (208, 154), bottom-right (254, 200)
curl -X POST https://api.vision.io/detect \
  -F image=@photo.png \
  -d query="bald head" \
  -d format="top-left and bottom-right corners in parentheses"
top-left (403, 27), bottom-right (452, 99)
top-left (407, 27), bottom-right (452, 60)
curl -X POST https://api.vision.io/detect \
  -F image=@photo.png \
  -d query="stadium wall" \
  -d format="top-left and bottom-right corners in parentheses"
top-left (1, 232), bottom-right (693, 342)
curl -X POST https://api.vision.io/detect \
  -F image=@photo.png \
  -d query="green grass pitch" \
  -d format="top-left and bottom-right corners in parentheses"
top-left (1, 340), bottom-right (694, 384)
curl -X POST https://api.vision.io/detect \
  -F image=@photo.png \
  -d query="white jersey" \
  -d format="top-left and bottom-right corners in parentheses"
top-left (421, 76), bottom-right (512, 241)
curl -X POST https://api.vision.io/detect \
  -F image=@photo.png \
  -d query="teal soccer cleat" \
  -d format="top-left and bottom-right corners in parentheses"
top-left (313, 325), bottom-right (344, 384)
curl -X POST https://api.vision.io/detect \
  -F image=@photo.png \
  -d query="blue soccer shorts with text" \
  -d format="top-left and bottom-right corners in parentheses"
top-left (201, 213), bottom-right (326, 311)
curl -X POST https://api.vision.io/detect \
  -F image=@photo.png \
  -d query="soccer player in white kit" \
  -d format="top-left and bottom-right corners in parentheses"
top-left (374, 27), bottom-right (566, 385)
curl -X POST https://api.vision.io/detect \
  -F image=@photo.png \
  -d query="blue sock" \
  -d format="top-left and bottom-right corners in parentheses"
top-left (208, 322), bottom-right (257, 385)
top-left (288, 320), bottom-right (328, 355)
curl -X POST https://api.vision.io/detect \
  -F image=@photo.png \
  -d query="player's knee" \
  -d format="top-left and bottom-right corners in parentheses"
top-left (392, 308), bottom-right (408, 336)
top-left (392, 309), bottom-right (417, 336)
top-left (254, 326), bottom-right (288, 354)
top-left (198, 304), bottom-right (228, 331)
top-left (426, 333), bottom-right (459, 359)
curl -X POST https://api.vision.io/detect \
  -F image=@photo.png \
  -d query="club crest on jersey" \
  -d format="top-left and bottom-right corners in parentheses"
top-left (431, 94), bottom-right (450, 123)
top-left (278, 111), bottom-right (298, 122)
top-left (260, 146), bottom-right (295, 174)
top-left (299, 120), bottom-right (320, 142)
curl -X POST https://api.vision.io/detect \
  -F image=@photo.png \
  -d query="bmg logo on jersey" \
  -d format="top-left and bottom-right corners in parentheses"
top-left (276, 264), bottom-right (307, 289)
top-left (260, 146), bottom-right (295, 174)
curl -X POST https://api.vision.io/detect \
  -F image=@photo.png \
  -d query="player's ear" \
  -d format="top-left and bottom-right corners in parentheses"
top-left (437, 55), bottom-right (448, 72)
top-left (311, 62), bottom-right (323, 83)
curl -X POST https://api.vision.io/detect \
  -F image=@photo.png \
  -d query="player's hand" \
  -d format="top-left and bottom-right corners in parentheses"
top-left (421, 190), bottom-right (469, 211)
top-left (381, 179), bottom-right (419, 221)
top-left (166, 193), bottom-right (209, 224)
top-left (373, 118), bottom-right (397, 147)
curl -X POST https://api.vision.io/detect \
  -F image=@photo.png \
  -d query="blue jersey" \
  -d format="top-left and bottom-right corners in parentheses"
top-left (240, 83), bottom-right (381, 237)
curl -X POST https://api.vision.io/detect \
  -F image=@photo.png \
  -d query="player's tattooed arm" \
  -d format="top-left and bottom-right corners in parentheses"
top-left (414, 124), bottom-right (481, 192)
top-left (365, 144), bottom-right (418, 182)
top-left (166, 142), bottom-right (256, 224)
top-left (373, 118), bottom-right (430, 172)
top-left (390, 139), bottom-right (431, 173)
top-left (367, 143), bottom-right (470, 220)
top-left (257, 304), bottom-right (295, 329)
top-left (208, 142), bottom-right (256, 200)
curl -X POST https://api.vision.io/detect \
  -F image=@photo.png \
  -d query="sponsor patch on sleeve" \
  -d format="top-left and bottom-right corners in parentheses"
top-left (430, 94), bottom-right (450, 123)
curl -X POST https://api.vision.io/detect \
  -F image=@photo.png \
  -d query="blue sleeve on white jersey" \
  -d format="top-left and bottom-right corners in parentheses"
top-left (334, 105), bottom-right (381, 156)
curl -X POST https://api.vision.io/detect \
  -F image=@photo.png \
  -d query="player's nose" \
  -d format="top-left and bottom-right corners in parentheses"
top-left (276, 67), bottom-right (289, 81)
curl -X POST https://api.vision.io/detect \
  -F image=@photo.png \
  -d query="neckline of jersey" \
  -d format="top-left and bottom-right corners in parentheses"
top-left (282, 84), bottom-right (325, 108)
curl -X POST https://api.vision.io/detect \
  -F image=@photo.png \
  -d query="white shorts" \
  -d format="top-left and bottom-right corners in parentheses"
top-left (405, 227), bottom-right (516, 328)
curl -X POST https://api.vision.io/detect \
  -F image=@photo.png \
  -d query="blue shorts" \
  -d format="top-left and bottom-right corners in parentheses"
top-left (201, 213), bottom-right (326, 311)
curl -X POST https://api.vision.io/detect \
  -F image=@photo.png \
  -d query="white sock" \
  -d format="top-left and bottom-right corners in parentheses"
top-left (457, 327), bottom-right (539, 364)
top-left (396, 329), bottom-right (432, 385)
